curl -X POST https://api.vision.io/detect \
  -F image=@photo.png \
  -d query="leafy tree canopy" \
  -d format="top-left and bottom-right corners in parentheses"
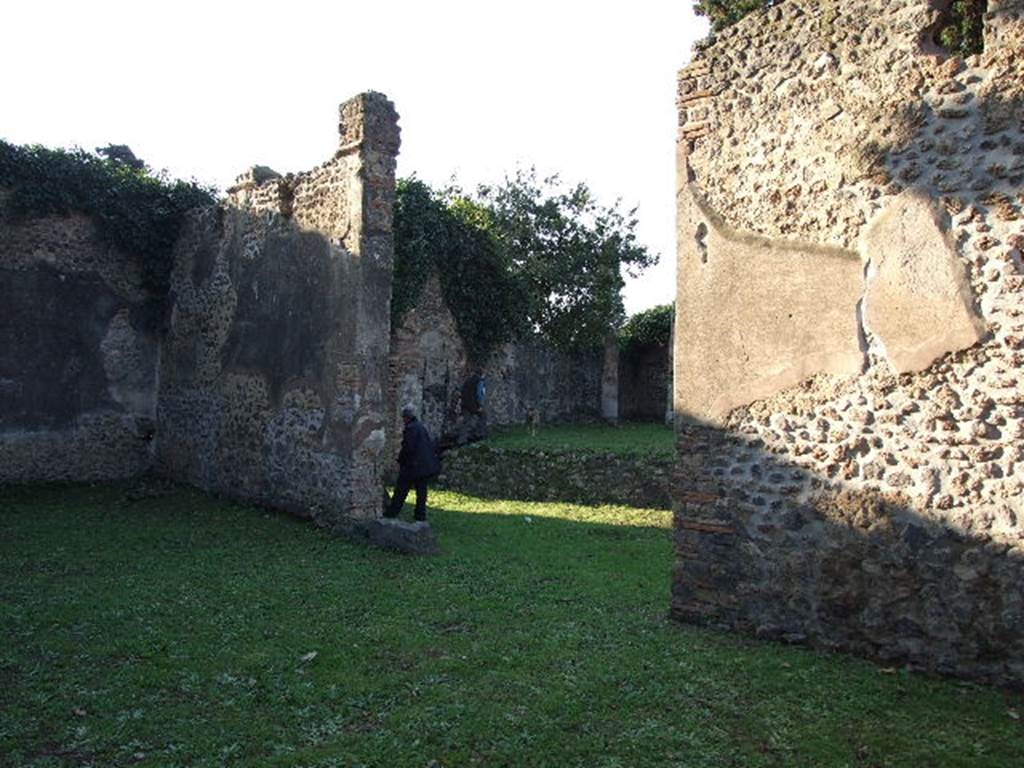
top-left (477, 168), bottom-right (657, 351)
top-left (619, 303), bottom-right (673, 357)
top-left (395, 171), bottom-right (657, 358)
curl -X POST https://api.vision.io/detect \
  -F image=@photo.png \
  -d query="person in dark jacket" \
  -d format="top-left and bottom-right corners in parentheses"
top-left (385, 404), bottom-right (440, 522)
top-left (457, 370), bottom-right (488, 444)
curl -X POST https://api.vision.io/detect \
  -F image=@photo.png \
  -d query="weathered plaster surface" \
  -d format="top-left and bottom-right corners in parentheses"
top-left (862, 192), bottom-right (985, 373)
top-left (676, 176), bottom-right (864, 423)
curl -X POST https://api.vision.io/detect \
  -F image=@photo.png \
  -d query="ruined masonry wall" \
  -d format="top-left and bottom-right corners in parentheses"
top-left (483, 341), bottom-right (602, 427)
top-left (157, 92), bottom-right (399, 523)
top-left (673, 0), bottom-right (1024, 685)
top-left (388, 271), bottom-right (603, 455)
top-left (0, 203), bottom-right (159, 481)
top-left (388, 272), bottom-right (467, 460)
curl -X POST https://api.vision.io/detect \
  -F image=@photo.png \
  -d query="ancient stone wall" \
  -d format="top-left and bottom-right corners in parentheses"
top-left (673, 0), bottom-right (1024, 685)
top-left (157, 92), bottom-right (399, 523)
top-left (387, 271), bottom-right (604, 456)
top-left (483, 340), bottom-right (603, 426)
top-left (387, 272), bottom-right (467, 460)
top-left (619, 342), bottom-right (671, 421)
top-left (0, 202), bottom-right (159, 481)
top-left (438, 443), bottom-right (672, 510)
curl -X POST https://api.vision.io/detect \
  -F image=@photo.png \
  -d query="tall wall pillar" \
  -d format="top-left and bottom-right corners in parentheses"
top-left (339, 92), bottom-right (402, 518)
top-left (157, 92), bottom-right (400, 524)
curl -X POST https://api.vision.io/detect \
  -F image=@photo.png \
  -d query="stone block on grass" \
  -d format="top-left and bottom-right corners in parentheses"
top-left (364, 518), bottom-right (441, 556)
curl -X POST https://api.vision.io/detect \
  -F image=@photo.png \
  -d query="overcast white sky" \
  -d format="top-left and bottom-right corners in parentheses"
top-left (2, 1), bottom-right (708, 315)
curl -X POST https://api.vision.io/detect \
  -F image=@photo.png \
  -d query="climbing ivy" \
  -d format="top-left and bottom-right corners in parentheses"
top-left (619, 304), bottom-right (673, 358)
top-left (0, 140), bottom-right (215, 296)
top-left (393, 178), bottom-right (530, 363)
top-left (937, 0), bottom-right (987, 58)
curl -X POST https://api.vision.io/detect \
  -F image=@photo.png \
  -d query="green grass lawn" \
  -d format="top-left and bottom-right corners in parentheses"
top-left (1, 483), bottom-right (1021, 767)
top-left (487, 421), bottom-right (674, 457)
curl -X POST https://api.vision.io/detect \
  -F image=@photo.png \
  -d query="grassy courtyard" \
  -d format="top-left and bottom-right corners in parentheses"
top-left (1, 482), bottom-right (1021, 767)
top-left (487, 421), bottom-right (674, 457)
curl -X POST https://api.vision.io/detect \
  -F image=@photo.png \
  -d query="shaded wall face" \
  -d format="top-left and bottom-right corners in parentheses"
top-left (619, 343), bottom-right (670, 421)
top-left (0, 210), bottom-right (158, 481)
top-left (387, 273), bottom-right (467, 459)
top-left (157, 92), bottom-right (399, 523)
top-left (482, 341), bottom-right (603, 427)
top-left (673, 0), bottom-right (1024, 685)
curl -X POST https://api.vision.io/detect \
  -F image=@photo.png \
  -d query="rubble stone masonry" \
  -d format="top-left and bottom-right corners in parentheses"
top-left (156, 93), bottom-right (399, 523)
top-left (0, 203), bottom-right (160, 481)
top-left (673, 0), bottom-right (1024, 685)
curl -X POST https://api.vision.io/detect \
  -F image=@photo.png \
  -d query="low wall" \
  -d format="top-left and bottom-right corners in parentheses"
top-left (0, 206), bottom-right (159, 481)
top-left (438, 444), bottom-right (672, 510)
top-left (156, 93), bottom-right (400, 522)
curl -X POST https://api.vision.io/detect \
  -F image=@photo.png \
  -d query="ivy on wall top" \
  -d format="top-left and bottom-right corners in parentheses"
top-left (937, 0), bottom-right (987, 58)
top-left (393, 178), bottom-right (529, 363)
top-left (692, 0), bottom-right (987, 58)
top-left (0, 140), bottom-right (215, 296)
top-left (691, 0), bottom-right (780, 33)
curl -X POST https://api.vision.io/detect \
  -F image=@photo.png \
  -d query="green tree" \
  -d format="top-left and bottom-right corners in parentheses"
top-left (692, 0), bottom-right (780, 32)
top-left (477, 169), bottom-right (657, 351)
top-left (619, 304), bottom-right (673, 358)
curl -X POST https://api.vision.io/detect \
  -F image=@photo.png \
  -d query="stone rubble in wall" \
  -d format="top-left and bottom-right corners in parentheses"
top-left (682, 0), bottom-right (1024, 544)
top-left (157, 93), bottom-right (401, 521)
top-left (228, 158), bottom-right (356, 251)
top-left (0, 211), bottom-right (150, 302)
top-left (679, 0), bottom-right (1017, 249)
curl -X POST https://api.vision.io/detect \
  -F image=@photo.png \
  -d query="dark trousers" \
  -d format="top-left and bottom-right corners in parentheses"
top-left (385, 474), bottom-right (428, 521)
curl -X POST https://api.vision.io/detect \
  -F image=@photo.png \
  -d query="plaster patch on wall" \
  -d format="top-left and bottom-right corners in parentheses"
top-left (862, 192), bottom-right (986, 373)
top-left (675, 180), bottom-right (865, 424)
top-left (100, 308), bottom-right (157, 415)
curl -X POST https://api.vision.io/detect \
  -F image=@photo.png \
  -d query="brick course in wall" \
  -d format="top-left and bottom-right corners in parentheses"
top-left (673, 0), bottom-right (1024, 685)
